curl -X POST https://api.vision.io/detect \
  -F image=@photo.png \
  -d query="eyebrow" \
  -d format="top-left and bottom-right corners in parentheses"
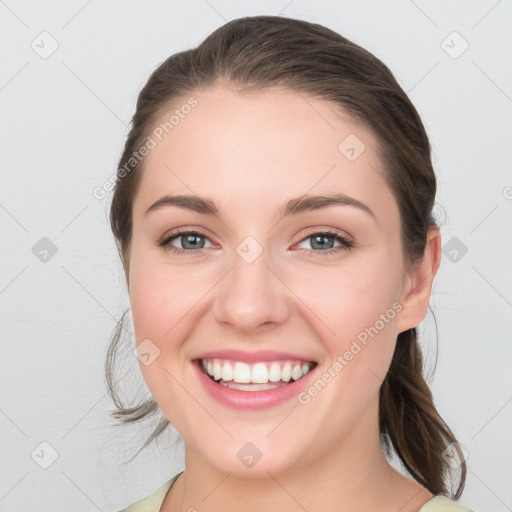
top-left (144, 193), bottom-right (376, 222)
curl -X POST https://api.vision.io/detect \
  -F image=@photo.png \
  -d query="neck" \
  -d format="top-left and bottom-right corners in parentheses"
top-left (162, 404), bottom-right (433, 512)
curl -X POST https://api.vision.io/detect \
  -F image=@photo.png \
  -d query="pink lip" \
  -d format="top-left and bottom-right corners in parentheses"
top-left (192, 359), bottom-right (318, 410)
top-left (194, 349), bottom-right (316, 364)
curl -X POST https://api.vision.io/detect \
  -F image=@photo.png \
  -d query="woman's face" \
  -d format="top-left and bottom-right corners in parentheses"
top-left (128, 84), bottom-right (423, 477)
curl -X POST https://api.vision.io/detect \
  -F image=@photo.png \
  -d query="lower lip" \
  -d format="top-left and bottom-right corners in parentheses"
top-left (193, 360), bottom-right (317, 410)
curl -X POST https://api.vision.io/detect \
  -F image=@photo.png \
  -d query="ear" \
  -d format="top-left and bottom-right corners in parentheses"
top-left (396, 227), bottom-right (442, 333)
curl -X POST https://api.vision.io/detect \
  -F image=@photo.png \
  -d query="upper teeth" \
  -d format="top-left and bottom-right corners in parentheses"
top-left (201, 359), bottom-right (313, 384)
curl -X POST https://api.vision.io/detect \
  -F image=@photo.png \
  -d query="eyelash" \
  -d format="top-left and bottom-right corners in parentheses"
top-left (157, 227), bottom-right (354, 257)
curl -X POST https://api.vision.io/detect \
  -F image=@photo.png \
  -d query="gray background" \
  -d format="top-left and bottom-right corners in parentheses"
top-left (1, 1), bottom-right (511, 511)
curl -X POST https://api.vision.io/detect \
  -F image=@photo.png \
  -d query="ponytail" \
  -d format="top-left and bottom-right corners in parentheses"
top-left (379, 324), bottom-right (467, 498)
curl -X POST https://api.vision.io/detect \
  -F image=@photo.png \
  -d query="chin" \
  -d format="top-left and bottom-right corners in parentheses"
top-left (193, 437), bottom-right (307, 479)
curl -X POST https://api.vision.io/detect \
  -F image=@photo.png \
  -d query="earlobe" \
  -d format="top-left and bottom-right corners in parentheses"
top-left (395, 227), bottom-right (442, 333)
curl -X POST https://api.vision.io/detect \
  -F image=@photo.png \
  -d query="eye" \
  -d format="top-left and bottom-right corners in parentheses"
top-left (294, 228), bottom-right (354, 256)
top-left (157, 227), bottom-right (354, 257)
top-left (157, 227), bottom-right (214, 255)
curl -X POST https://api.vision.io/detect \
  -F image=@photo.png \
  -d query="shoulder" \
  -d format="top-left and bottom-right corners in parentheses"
top-left (419, 495), bottom-right (476, 512)
top-left (117, 471), bottom-right (183, 512)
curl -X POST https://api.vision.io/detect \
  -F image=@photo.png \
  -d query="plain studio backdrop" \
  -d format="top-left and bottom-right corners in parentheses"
top-left (1, 1), bottom-right (511, 511)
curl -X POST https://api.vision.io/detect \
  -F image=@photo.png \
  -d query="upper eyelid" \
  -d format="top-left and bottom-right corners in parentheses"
top-left (299, 226), bottom-right (352, 240)
top-left (161, 226), bottom-right (219, 245)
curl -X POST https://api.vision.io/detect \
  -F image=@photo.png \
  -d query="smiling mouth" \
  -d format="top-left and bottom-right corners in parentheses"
top-left (196, 358), bottom-right (318, 391)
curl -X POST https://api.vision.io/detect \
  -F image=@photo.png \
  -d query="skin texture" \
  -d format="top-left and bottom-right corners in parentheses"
top-left (127, 83), bottom-right (441, 511)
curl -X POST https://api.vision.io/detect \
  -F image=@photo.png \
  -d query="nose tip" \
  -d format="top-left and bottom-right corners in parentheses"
top-left (213, 250), bottom-right (290, 335)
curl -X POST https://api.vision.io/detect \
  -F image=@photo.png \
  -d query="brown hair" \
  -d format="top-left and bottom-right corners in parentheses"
top-left (105, 15), bottom-right (466, 498)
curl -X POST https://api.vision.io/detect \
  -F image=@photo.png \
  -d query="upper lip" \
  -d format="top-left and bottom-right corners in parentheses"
top-left (194, 349), bottom-right (317, 364)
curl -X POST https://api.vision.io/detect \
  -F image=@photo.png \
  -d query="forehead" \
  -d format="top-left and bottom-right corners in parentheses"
top-left (132, 84), bottom-right (398, 227)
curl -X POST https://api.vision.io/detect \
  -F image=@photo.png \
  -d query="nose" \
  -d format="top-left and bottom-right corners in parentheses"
top-left (213, 246), bottom-right (291, 336)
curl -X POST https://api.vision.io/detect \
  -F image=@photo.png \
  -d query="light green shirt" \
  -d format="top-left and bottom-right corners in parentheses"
top-left (118, 472), bottom-right (475, 512)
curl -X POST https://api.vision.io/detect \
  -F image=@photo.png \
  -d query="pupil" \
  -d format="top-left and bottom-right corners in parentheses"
top-left (312, 235), bottom-right (333, 250)
top-left (184, 234), bottom-right (203, 249)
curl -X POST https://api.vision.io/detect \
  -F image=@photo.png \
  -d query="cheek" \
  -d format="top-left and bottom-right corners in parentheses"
top-left (129, 271), bottom-right (172, 341)
top-left (287, 261), bottom-right (401, 431)
top-left (292, 253), bottom-right (402, 374)
top-left (300, 259), bottom-right (400, 334)
top-left (128, 259), bottom-right (194, 422)
top-left (129, 245), bottom-right (199, 341)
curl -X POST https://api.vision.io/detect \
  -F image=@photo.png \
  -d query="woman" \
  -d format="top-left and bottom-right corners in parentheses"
top-left (106, 15), bottom-right (476, 512)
